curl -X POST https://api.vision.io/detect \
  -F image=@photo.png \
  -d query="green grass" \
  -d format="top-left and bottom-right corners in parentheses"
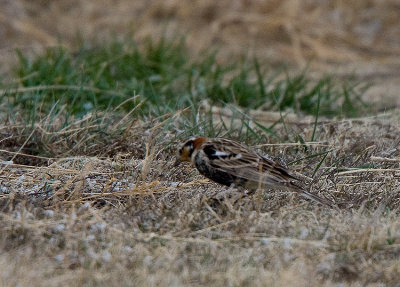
top-left (0, 37), bottom-right (370, 161)
top-left (2, 38), bottom-right (367, 119)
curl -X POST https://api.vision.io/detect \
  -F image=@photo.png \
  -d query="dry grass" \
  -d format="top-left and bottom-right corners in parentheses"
top-left (1, 1), bottom-right (400, 286)
top-left (1, 108), bottom-right (400, 286)
top-left (2, 0), bottom-right (400, 62)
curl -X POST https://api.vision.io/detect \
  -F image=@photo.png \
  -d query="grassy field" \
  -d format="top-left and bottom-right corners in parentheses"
top-left (1, 36), bottom-right (400, 286)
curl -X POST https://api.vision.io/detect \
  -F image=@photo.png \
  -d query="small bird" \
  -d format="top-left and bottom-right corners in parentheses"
top-left (176, 136), bottom-right (332, 206)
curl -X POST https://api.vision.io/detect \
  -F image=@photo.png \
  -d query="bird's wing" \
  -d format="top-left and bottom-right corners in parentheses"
top-left (201, 139), bottom-right (299, 188)
top-left (200, 138), bottom-right (332, 207)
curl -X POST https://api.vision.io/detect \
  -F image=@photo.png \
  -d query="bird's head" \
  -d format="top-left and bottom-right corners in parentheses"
top-left (175, 136), bottom-right (206, 165)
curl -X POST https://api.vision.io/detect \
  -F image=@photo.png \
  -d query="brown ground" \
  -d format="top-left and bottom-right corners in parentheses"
top-left (1, 1), bottom-right (400, 286)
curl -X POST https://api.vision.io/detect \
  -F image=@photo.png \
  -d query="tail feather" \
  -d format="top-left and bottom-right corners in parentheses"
top-left (286, 177), bottom-right (334, 207)
top-left (299, 189), bottom-right (334, 207)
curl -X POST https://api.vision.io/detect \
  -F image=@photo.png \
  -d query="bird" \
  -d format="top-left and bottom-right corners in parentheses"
top-left (176, 136), bottom-right (332, 206)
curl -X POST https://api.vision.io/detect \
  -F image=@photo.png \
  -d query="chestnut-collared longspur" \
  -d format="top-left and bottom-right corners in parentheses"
top-left (176, 136), bottom-right (332, 206)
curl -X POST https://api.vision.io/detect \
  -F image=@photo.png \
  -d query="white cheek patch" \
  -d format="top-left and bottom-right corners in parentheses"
top-left (235, 153), bottom-right (242, 159)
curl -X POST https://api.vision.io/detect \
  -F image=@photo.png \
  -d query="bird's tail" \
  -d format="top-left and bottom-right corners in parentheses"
top-left (288, 179), bottom-right (334, 207)
top-left (299, 189), bottom-right (334, 207)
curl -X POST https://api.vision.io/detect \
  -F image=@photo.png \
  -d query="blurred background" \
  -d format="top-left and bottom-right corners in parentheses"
top-left (1, 0), bottom-right (399, 108)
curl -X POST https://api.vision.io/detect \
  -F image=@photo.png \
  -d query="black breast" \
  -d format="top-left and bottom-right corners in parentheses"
top-left (194, 150), bottom-right (240, 187)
